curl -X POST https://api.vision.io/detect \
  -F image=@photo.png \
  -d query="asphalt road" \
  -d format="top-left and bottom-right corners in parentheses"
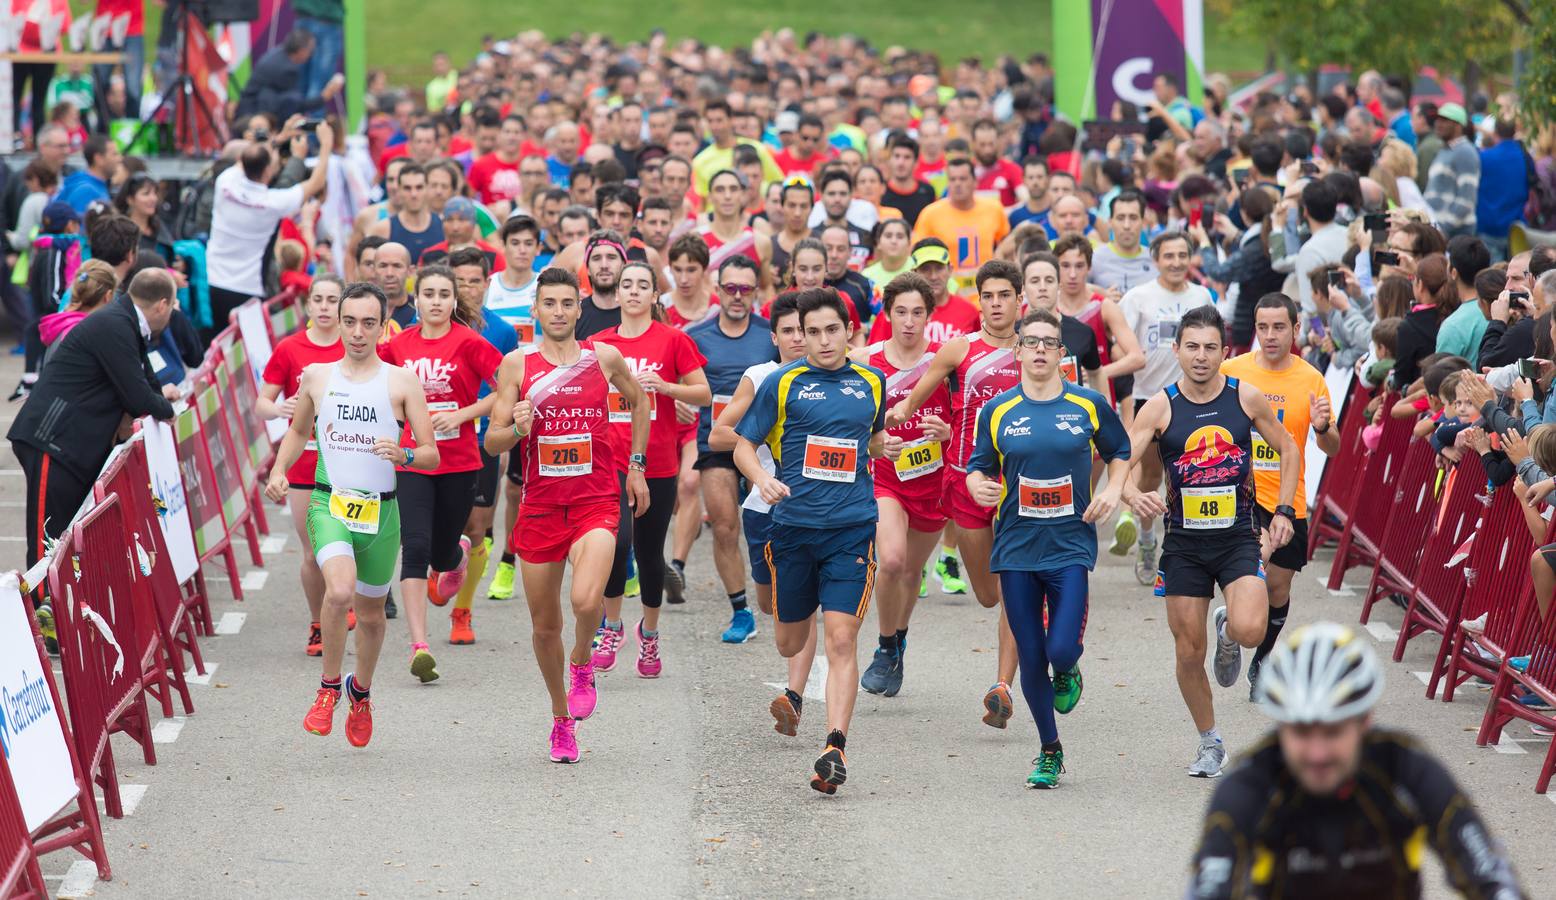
top-left (1, 375), bottom-right (1550, 898)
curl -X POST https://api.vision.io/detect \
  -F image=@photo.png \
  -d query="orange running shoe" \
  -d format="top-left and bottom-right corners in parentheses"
top-left (344, 676), bottom-right (373, 747)
top-left (982, 682), bottom-right (1013, 729)
top-left (306, 622), bottom-right (323, 657)
top-left (347, 607), bottom-right (357, 631)
top-left (811, 739), bottom-right (848, 795)
top-left (769, 692), bottom-right (801, 737)
top-left (449, 608), bottom-right (474, 644)
top-left (303, 687), bottom-right (339, 735)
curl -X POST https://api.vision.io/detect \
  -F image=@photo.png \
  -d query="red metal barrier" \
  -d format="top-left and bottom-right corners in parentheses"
top-left (212, 333), bottom-right (273, 539)
top-left (1403, 456), bottom-right (1487, 687)
top-left (1325, 399), bottom-right (1412, 590)
top-left (1439, 484), bottom-right (1539, 703)
top-left (94, 441), bottom-right (199, 717)
top-left (1476, 592), bottom-right (1556, 791)
top-left (1307, 379), bottom-right (1373, 559)
top-left (173, 399), bottom-right (244, 600)
top-left (193, 376), bottom-right (265, 572)
top-left (1359, 437), bottom-right (1439, 628)
top-left (0, 743), bottom-right (48, 899)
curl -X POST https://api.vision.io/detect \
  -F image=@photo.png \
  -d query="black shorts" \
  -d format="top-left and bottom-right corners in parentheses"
top-left (1132, 395), bottom-right (1149, 416)
top-left (694, 450), bottom-right (738, 471)
top-left (473, 448), bottom-right (501, 508)
top-left (1253, 505), bottom-right (1309, 572)
top-left (1154, 527), bottom-right (1264, 599)
top-left (505, 442), bottom-right (525, 485)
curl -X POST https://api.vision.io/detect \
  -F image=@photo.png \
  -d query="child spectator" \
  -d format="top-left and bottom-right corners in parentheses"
top-left (276, 238), bottom-right (313, 296)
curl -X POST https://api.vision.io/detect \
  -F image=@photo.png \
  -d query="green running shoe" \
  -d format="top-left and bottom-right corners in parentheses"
top-left (918, 562), bottom-right (929, 598)
top-left (488, 561), bottom-right (515, 600)
top-left (936, 555), bottom-right (968, 595)
top-left (479, 536), bottom-right (494, 579)
top-left (1027, 748), bottom-right (1065, 789)
top-left (1109, 510), bottom-right (1137, 556)
top-left (35, 602), bottom-right (58, 656)
top-left (624, 571), bottom-right (641, 598)
top-left (1052, 666), bottom-right (1083, 714)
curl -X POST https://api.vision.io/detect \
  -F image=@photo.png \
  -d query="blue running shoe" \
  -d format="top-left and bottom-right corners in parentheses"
top-left (861, 647), bottom-right (893, 694)
top-left (721, 608), bottom-right (757, 643)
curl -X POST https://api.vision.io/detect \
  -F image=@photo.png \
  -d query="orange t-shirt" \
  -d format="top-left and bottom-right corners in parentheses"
top-left (1219, 351), bottom-right (1331, 519)
top-left (912, 197), bottom-right (1010, 282)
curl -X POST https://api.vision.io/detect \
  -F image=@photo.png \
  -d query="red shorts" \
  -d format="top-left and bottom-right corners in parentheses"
top-left (512, 499), bottom-right (620, 564)
top-left (676, 418), bottom-right (697, 451)
top-left (875, 478), bottom-right (948, 534)
top-left (941, 469), bottom-right (995, 531)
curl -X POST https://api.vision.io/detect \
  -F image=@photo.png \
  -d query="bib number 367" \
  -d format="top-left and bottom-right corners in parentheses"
top-left (803, 435), bottom-right (858, 482)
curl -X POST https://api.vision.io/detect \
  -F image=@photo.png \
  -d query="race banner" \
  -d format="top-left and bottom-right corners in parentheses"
top-left (0, 574), bottom-right (78, 832)
top-left (195, 385), bottom-right (247, 530)
top-left (142, 420), bottom-right (201, 584)
top-left (1053, 0), bottom-right (1204, 122)
top-left (219, 339), bottom-right (270, 471)
top-left (174, 405), bottom-right (227, 558)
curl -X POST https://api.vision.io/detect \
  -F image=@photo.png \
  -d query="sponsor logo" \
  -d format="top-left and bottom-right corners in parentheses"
top-left (0, 669), bottom-right (55, 759)
top-left (1003, 415), bottom-right (1032, 438)
top-left (797, 382), bottom-right (827, 401)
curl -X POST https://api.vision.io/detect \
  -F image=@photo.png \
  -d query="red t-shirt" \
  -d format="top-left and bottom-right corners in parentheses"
top-left (771, 146), bottom-right (837, 177)
top-left (417, 239), bottom-right (506, 273)
top-left (666, 297), bottom-right (719, 330)
top-left (867, 293), bottom-right (981, 345)
top-left (760, 289), bottom-right (860, 331)
top-left (976, 158), bottom-right (1024, 207)
top-left (468, 152), bottom-right (524, 205)
top-left (915, 157), bottom-right (948, 184)
top-left (592, 322), bottom-right (708, 478)
top-left (260, 330), bottom-right (344, 485)
top-left (383, 322), bottom-right (504, 474)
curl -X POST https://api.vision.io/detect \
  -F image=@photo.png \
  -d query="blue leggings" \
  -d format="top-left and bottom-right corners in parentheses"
top-left (999, 565), bottom-right (1089, 745)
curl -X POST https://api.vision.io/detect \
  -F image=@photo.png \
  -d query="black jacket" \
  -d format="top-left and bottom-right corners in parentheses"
top-left (234, 48), bottom-right (326, 121)
top-left (1391, 306), bottom-right (1443, 391)
top-left (1475, 316), bottom-right (1536, 372)
top-left (8, 295), bottom-right (176, 481)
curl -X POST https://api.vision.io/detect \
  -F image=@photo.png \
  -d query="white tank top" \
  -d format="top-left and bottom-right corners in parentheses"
top-left (739, 360), bottom-right (781, 514)
top-left (314, 361), bottom-right (401, 493)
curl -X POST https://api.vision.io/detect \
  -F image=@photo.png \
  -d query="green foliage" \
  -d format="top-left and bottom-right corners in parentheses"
top-left (1523, 3), bottom-right (1556, 128)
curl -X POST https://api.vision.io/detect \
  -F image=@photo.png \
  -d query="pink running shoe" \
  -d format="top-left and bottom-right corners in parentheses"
top-left (429, 536), bottom-right (472, 607)
top-left (567, 660), bottom-right (598, 719)
top-left (549, 716), bottom-right (579, 763)
top-left (636, 621), bottom-right (662, 678)
top-left (591, 623), bottom-right (624, 672)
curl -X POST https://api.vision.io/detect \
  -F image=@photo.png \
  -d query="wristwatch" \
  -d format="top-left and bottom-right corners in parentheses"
top-left (1314, 420), bottom-right (1331, 434)
top-left (1274, 504), bottom-right (1297, 521)
top-left (629, 453), bottom-right (647, 472)
top-left (403, 447), bottom-right (415, 468)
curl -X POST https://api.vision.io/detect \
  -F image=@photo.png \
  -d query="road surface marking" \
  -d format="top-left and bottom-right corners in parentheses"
top-left (241, 570), bottom-right (270, 591)
top-left (185, 663), bottom-right (219, 685)
top-left (153, 717), bottom-right (187, 744)
top-left (261, 534), bottom-right (288, 555)
top-left (1363, 622), bottom-right (1397, 643)
top-left (216, 612), bottom-right (247, 635)
top-left (95, 783), bottom-right (148, 816)
top-left (58, 861), bottom-right (99, 898)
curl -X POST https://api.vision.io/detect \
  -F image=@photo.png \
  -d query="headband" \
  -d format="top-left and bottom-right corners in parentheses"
top-left (585, 237), bottom-right (628, 262)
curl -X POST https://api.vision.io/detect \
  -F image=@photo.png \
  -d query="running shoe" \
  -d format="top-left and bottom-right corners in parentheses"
top-left (883, 645), bottom-right (905, 698)
top-left (1052, 666), bottom-right (1083, 714)
top-left (306, 622), bottom-right (323, 657)
top-left (549, 716), bottom-right (579, 763)
top-left (624, 572), bottom-right (641, 599)
top-left (860, 646), bottom-right (894, 694)
top-left (721, 608), bottom-right (757, 643)
top-left (1515, 691), bottom-right (1552, 711)
top-left (1134, 539), bottom-right (1157, 586)
top-left (918, 562), bottom-right (929, 598)
top-left (1109, 509), bottom-right (1137, 556)
top-left (664, 562), bottom-right (686, 605)
top-left (480, 536), bottom-right (494, 579)
top-left (347, 607), bottom-right (357, 631)
top-left (1532, 721), bottom-right (1555, 737)
top-left (982, 682), bottom-right (1014, 728)
top-left (811, 741), bottom-right (848, 794)
top-left (488, 561), bottom-right (516, 600)
top-left (385, 591), bottom-right (398, 619)
top-left (344, 682), bottom-right (373, 748)
top-left (1212, 606), bottom-right (1242, 688)
top-left (1027, 749), bottom-right (1065, 789)
top-left (1247, 658), bottom-right (1263, 703)
top-left (770, 692), bottom-right (801, 736)
top-left (591, 623), bottom-right (624, 672)
top-left (567, 660), bottom-right (598, 720)
top-left (936, 555), bottom-right (968, 594)
top-left (303, 687), bottom-right (339, 736)
top-left (410, 645), bottom-right (439, 683)
top-left (1189, 741), bottom-right (1226, 778)
top-left (34, 602), bottom-right (58, 657)
top-left (1509, 656), bottom-right (1530, 673)
top-left (635, 621), bottom-right (662, 678)
top-left (449, 608), bottom-right (474, 645)
top-left (429, 536), bottom-right (471, 607)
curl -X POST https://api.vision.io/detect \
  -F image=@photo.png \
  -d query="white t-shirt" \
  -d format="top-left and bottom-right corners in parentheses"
top-left (483, 272), bottom-right (539, 342)
top-left (207, 165), bottom-right (306, 295)
top-left (738, 360), bottom-right (781, 514)
top-left (1119, 278), bottom-right (1216, 399)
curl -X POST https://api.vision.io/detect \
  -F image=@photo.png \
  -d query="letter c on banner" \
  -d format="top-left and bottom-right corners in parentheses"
top-left (1112, 57), bottom-right (1157, 108)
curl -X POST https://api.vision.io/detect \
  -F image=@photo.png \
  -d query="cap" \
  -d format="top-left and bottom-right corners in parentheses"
top-left (911, 245), bottom-right (950, 268)
top-left (442, 197), bottom-right (477, 221)
top-left (1437, 102), bottom-right (1468, 127)
top-left (775, 111), bottom-right (800, 134)
top-left (42, 201), bottom-right (78, 233)
top-left (908, 74), bottom-right (937, 98)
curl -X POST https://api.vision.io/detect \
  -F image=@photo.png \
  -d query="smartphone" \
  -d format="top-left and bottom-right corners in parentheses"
top-left (298, 119), bottom-right (324, 133)
top-left (1299, 161), bottom-right (1319, 177)
top-left (1510, 290), bottom-right (1531, 305)
top-left (1373, 250), bottom-right (1400, 268)
top-left (1232, 168), bottom-right (1248, 187)
top-left (1188, 200), bottom-right (1204, 227)
top-left (1307, 315), bottom-right (1327, 339)
top-left (1327, 270), bottom-right (1346, 289)
top-left (1518, 358), bottom-right (1541, 380)
top-left (1363, 213), bottom-right (1387, 232)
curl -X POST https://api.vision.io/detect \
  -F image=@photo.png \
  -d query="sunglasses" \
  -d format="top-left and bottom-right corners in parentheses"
top-left (1017, 335), bottom-right (1063, 351)
top-left (720, 283), bottom-right (757, 297)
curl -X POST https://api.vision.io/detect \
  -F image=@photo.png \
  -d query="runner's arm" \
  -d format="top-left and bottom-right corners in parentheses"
top-left (888, 337), bottom-right (966, 426)
top-left (599, 344), bottom-right (651, 460)
top-left (1098, 298), bottom-right (1145, 381)
top-left (964, 402), bottom-right (1002, 507)
top-left (708, 375), bottom-right (757, 452)
top-left (652, 366), bottom-right (712, 406)
top-left (396, 368), bottom-right (441, 471)
top-left (1244, 383), bottom-right (1298, 510)
top-left (256, 381), bottom-right (294, 420)
top-left (1312, 388), bottom-right (1341, 457)
top-left (1183, 780), bottom-right (1267, 900)
top-left (482, 351), bottom-right (527, 455)
top-left (264, 368), bottom-right (320, 501)
top-left (733, 376), bottom-right (790, 505)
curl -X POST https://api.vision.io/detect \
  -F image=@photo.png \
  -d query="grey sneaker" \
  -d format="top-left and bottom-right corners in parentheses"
top-left (1134, 538), bottom-right (1158, 586)
top-left (1247, 657), bottom-right (1262, 703)
top-left (1212, 606), bottom-right (1242, 688)
top-left (1189, 741), bottom-right (1226, 778)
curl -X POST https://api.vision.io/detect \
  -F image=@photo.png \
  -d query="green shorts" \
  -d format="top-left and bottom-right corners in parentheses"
top-left (306, 487), bottom-right (402, 597)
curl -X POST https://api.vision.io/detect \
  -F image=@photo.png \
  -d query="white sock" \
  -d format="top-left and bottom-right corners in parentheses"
top-left (1200, 727), bottom-right (1222, 745)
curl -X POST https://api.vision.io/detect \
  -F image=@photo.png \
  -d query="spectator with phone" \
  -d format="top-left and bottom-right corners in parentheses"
top-left (1391, 253), bottom-right (1460, 390)
top-left (1435, 241), bottom-right (1495, 359)
top-left (1312, 266), bottom-right (1374, 371)
top-left (1478, 270), bottom-right (1541, 372)
top-left (1273, 179), bottom-right (1348, 322)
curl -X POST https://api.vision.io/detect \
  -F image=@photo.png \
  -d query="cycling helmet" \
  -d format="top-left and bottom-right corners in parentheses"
top-left (1256, 622), bottom-right (1384, 724)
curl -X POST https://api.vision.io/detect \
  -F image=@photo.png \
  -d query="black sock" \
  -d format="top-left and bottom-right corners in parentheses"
top-left (785, 688), bottom-right (803, 714)
top-left (346, 675), bottom-right (370, 703)
top-left (827, 729), bottom-right (846, 752)
top-left (1041, 739), bottom-right (1063, 755)
top-left (501, 551), bottom-right (516, 566)
top-left (878, 633), bottom-right (898, 652)
top-left (321, 675), bottom-right (342, 693)
top-left (672, 558), bottom-right (686, 574)
top-left (896, 627), bottom-right (907, 646)
top-left (485, 526), bottom-right (494, 541)
top-left (728, 590), bottom-right (748, 612)
top-left (1252, 605), bottom-right (1288, 666)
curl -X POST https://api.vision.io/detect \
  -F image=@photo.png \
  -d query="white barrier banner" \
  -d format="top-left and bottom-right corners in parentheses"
top-left (0, 573), bottom-right (78, 832)
top-left (236, 302), bottom-right (289, 441)
top-left (142, 419), bottom-right (200, 583)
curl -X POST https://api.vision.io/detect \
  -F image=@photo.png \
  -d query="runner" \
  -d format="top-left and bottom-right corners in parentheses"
top-left (348, 157), bottom-right (406, 279)
top-left (852, 273), bottom-right (952, 696)
top-left (1118, 305), bottom-right (1296, 777)
top-left (664, 234), bottom-right (718, 604)
top-left (888, 259), bottom-right (1023, 727)
top-left (1088, 189), bottom-right (1158, 293)
top-left (484, 267), bottom-right (651, 763)
top-left (1020, 252), bottom-right (1102, 389)
top-left (733, 288), bottom-right (897, 794)
top-left (778, 237), bottom-right (863, 340)
top-left (664, 234), bottom-right (719, 329)
top-left (966, 308), bottom-right (1131, 788)
top-left (369, 163), bottom-right (446, 265)
top-left (591, 260), bottom-right (710, 675)
top-left (483, 214), bottom-right (542, 602)
top-left (381, 265), bottom-right (505, 683)
top-left (1052, 233), bottom-right (1146, 407)
top-left (698, 169), bottom-right (775, 294)
top-left (446, 247), bottom-right (519, 643)
top-left (861, 218), bottom-right (914, 304)
top-left (769, 179), bottom-right (815, 285)
top-left (257, 274), bottom-right (347, 657)
top-left (1114, 231), bottom-right (1215, 583)
top-left (575, 230), bottom-right (629, 339)
top-left (687, 256), bottom-right (775, 641)
top-left (1220, 292), bottom-right (1339, 699)
top-left (1188, 622), bottom-right (1528, 897)
top-left (707, 291), bottom-right (816, 733)
top-left (265, 282), bottom-right (439, 748)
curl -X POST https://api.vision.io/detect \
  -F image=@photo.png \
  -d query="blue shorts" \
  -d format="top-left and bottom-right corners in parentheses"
top-left (743, 507), bottom-right (772, 586)
top-left (764, 523), bottom-right (876, 623)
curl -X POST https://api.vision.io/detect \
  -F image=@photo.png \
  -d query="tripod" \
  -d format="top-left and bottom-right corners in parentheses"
top-left (130, 8), bottom-right (228, 155)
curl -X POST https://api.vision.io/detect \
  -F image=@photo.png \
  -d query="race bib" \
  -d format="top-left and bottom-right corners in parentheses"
top-left (1182, 485), bottom-right (1236, 530)
top-left (537, 433), bottom-right (593, 476)
top-left (515, 319), bottom-right (536, 343)
top-left (608, 389), bottom-right (655, 423)
top-left (802, 435), bottom-right (858, 482)
top-left (1251, 430), bottom-right (1280, 472)
top-left (1060, 356), bottom-right (1080, 384)
top-left (147, 349), bottom-right (168, 371)
top-left (711, 393), bottom-right (733, 421)
top-left (328, 487), bottom-right (381, 535)
top-left (1018, 475), bottom-right (1074, 518)
top-left (894, 437), bottom-right (943, 481)
top-left (429, 401), bottom-right (461, 441)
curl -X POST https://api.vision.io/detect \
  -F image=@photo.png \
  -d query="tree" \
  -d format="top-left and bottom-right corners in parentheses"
top-left (1519, 2), bottom-right (1556, 128)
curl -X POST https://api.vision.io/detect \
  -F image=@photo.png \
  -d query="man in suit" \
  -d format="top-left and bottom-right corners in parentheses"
top-left (9, 268), bottom-right (180, 569)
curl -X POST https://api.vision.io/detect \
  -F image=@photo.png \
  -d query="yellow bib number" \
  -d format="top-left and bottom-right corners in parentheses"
top-left (894, 437), bottom-right (943, 481)
top-left (1181, 485), bottom-right (1236, 530)
top-left (1251, 430), bottom-right (1280, 472)
top-left (329, 487), bottom-right (382, 535)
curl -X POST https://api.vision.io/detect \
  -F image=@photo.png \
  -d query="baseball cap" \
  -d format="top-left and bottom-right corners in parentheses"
top-left (911, 245), bottom-right (950, 268)
top-left (775, 111), bottom-right (800, 134)
top-left (442, 197), bottom-right (477, 221)
top-left (1437, 103), bottom-right (1468, 127)
top-left (42, 201), bottom-right (78, 233)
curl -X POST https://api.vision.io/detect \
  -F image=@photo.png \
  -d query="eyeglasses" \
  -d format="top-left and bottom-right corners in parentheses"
top-left (720, 283), bottom-right (756, 297)
top-left (1017, 335), bottom-right (1063, 351)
